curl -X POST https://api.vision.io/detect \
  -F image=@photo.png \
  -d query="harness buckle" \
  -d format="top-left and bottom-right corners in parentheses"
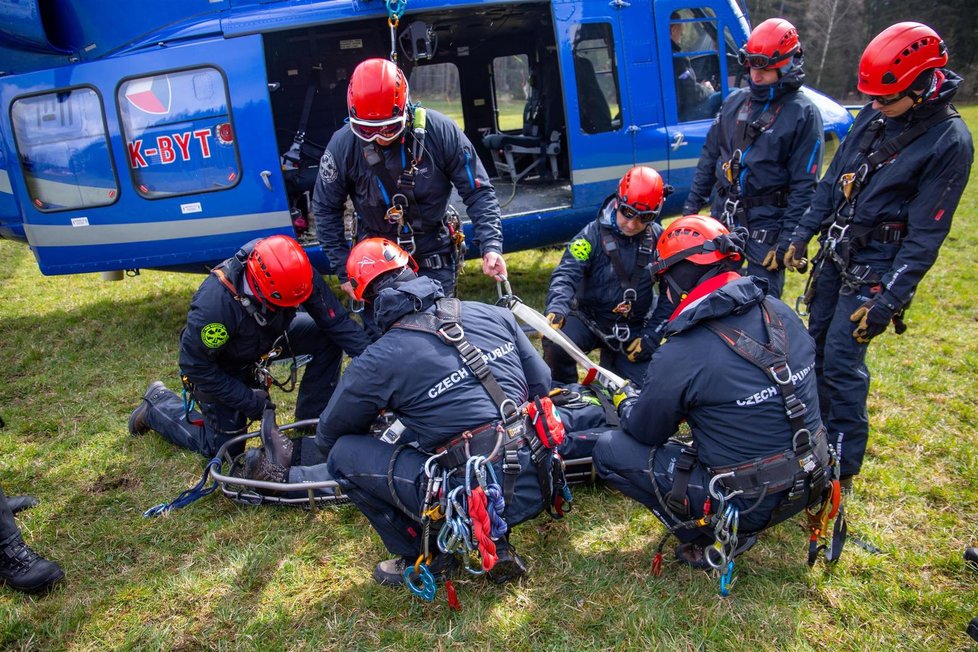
top-left (825, 222), bottom-right (849, 248)
top-left (769, 363), bottom-right (793, 385)
top-left (611, 322), bottom-right (631, 343)
top-left (396, 223), bottom-right (416, 254)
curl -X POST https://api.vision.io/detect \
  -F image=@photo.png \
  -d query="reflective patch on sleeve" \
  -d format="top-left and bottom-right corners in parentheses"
top-left (569, 238), bottom-right (592, 261)
top-left (201, 323), bottom-right (229, 349)
top-left (319, 150), bottom-right (338, 183)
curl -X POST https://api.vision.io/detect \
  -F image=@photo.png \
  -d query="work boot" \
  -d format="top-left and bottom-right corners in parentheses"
top-left (128, 381), bottom-right (167, 436)
top-left (259, 408), bottom-right (293, 469)
top-left (7, 495), bottom-right (38, 515)
top-left (240, 448), bottom-right (287, 484)
top-left (968, 617), bottom-right (978, 644)
top-left (488, 540), bottom-right (528, 585)
top-left (0, 537), bottom-right (64, 594)
top-left (373, 553), bottom-right (459, 587)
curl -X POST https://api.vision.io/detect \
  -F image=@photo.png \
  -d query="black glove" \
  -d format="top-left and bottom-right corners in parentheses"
top-left (246, 388), bottom-right (273, 420)
top-left (712, 226), bottom-right (747, 257)
top-left (849, 295), bottom-right (896, 344)
top-left (625, 335), bottom-right (657, 363)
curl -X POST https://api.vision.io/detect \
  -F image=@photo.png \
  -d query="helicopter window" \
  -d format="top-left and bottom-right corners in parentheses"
top-left (409, 63), bottom-right (464, 130)
top-left (670, 9), bottom-right (722, 122)
top-left (572, 23), bottom-right (621, 134)
top-left (491, 54), bottom-right (530, 132)
top-left (117, 67), bottom-right (240, 199)
top-left (10, 87), bottom-right (119, 212)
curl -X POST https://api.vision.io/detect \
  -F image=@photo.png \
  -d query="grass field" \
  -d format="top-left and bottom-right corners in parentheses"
top-left (1, 107), bottom-right (977, 651)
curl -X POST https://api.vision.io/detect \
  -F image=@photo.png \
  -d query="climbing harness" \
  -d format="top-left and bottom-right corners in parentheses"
top-left (648, 298), bottom-right (841, 595)
top-left (800, 105), bottom-right (958, 311)
top-left (717, 95), bottom-right (788, 233)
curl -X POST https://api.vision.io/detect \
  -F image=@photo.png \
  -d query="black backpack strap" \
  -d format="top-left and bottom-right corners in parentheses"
top-left (703, 298), bottom-right (811, 453)
top-left (361, 133), bottom-right (425, 253)
top-left (599, 225), bottom-right (654, 318)
top-left (392, 298), bottom-right (519, 421)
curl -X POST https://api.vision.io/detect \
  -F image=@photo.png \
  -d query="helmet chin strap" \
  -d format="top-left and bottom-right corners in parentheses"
top-left (663, 262), bottom-right (727, 303)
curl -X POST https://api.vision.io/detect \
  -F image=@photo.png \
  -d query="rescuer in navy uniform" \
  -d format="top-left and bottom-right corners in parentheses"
top-left (128, 235), bottom-right (370, 457)
top-left (593, 215), bottom-right (831, 567)
top-left (240, 238), bottom-right (553, 587)
top-left (313, 58), bottom-right (507, 305)
top-left (544, 166), bottom-right (673, 388)
top-left (782, 22), bottom-right (974, 489)
top-left (684, 18), bottom-right (823, 299)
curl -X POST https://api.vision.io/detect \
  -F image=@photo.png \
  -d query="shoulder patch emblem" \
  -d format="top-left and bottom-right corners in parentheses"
top-left (319, 150), bottom-right (338, 183)
top-left (201, 323), bottom-right (229, 349)
top-left (569, 238), bottom-right (592, 261)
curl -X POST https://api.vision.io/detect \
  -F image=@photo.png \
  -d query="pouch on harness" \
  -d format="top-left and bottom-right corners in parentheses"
top-left (800, 105), bottom-right (959, 317)
top-left (391, 297), bottom-right (573, 520)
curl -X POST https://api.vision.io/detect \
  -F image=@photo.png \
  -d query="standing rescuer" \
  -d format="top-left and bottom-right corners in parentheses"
top-left (783, 22), bottom-right (974, 488)
top-left (128, 235), bottom-right (370, 457)
top-left (544, 166), bottom-right (673, 389)
top-left (684, 18), bottom-right (823, 299)
top-left (313, 58), bottom-right (506, 312)
top-left (592, 215), bottom-right (833, 570)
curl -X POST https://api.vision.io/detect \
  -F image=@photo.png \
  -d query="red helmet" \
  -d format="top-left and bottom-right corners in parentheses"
top-left (347, 58), bottom-right (410, 142)
top-left (246, 235), bottom-right (314, 307)
top-left (739, 18), bottom-right (800, 70)
top-left (857, 22), bottom-right (947, 96)
top-left (616, 166), bottom-right (666, 223)
top-left (653, 215), bottom-right (740, 274)
top-left (346, 238), bottom-right (419, 301)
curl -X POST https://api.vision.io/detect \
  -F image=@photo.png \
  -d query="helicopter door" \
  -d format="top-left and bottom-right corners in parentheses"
top-left (559, 14), bottom-right (633, 208)
top-left (653, 3), bottom-right (731, 193)
top-left (0, 34), bottom-right (290, 275)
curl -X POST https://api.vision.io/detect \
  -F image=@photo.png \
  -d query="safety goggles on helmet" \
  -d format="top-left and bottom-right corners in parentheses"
top-left (737, 48), bottom-right (793, 70)
top-left (616, 197), bottom-right (662, 224)
top-left (349, 114), bottom-right (407, 143)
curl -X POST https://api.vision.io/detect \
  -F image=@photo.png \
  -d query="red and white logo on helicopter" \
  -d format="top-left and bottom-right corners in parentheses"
top-left (124, 76), bottom-right (172, 115)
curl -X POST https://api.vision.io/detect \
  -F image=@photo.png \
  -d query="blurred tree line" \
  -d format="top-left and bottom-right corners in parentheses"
top-left (745, 0), bottom-right (977, 101)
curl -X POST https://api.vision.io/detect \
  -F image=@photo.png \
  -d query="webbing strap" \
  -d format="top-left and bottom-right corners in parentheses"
top-left (703, 298), bottom-right (810, 451)
top-left (392, 299), bottom-right (518, 421)
top-left (599, 225), bottom-right (655, 309)
top-left (210, 261), bottom-right (267, 326)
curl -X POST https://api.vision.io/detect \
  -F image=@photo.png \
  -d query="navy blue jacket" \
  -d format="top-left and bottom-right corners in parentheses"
top-left (685, 67), bottom-right (823, 252)
top-left (792, 70), bottom-right (974, 310)
top-left (315, 277), bottom-right (551, 454)
top-left (178, 241), bottom-right (370, 416)
top-left (545, 197), bottom-right (670, 343)
top-left (312, 108), bottom-right (503, 281)
top-left (618, 275), bottom-right (822, 469)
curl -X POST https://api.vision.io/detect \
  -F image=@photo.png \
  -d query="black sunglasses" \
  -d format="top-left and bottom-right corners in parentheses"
top-left (868, 92), bottom-right (907, 106)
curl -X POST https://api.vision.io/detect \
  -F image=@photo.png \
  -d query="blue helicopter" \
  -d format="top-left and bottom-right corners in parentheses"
top-left (0, 0), bottom-right (852, 277)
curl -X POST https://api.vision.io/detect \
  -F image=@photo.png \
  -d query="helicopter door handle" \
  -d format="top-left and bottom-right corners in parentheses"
top-left (260, 170), bottom-right (273, 191)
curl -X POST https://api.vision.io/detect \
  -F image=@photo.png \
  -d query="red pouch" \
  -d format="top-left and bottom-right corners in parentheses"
top-left (527, 396), bottom-right (565, 448)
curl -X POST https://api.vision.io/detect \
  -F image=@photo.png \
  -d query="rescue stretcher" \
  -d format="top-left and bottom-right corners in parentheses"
top-left (146, 280), bottom-right (609, 516)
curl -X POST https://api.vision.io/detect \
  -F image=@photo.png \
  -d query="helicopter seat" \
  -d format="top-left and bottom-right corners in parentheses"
top-left (482, 81), bottom-right (561, 184)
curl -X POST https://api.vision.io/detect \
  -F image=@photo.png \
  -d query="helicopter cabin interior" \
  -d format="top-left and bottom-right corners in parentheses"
top-left (262, 2), bottom-right (577, 234)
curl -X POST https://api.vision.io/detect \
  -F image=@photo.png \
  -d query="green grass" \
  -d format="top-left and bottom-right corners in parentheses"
top-left (1, 107), bottom-right (977, 650)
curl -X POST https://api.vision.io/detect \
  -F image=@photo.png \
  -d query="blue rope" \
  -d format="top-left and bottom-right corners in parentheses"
top-left (484, 483), bottom-right (508, 538)
top-left (143, 458), bottom-right (221, 518)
